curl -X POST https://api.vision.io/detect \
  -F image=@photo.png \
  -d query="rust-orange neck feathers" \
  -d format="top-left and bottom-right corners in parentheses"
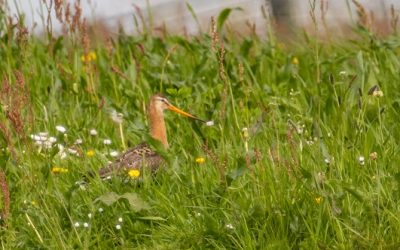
top-left (148, 96), bottom-right (169, 148)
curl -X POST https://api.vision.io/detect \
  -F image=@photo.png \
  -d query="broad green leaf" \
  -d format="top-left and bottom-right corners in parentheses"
top-left (95, 192), bottom-right (150, 212)
top-left (94, 192), bottom-right (120, 206)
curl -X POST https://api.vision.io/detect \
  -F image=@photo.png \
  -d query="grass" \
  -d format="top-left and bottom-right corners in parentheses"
top-left (1, 3), bottom-right (400, 249)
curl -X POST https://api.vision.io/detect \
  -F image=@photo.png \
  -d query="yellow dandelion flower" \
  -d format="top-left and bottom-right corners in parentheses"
top-left (128, 169), bottom-right (140, 178)
top-left (81, 51), bottom-right (97, 62)
top-left (86, 150), bottom-right (95, 157)
top-left (195, 157), bottom-right (205, 164)
top-left (292, 57), bottom-right (299, 65)
top-left (88, 51), bottom-right (96, 61)
top-left (315, 197), bottom-right (323, 205)
top-left (51, 167), bottom-right (69, 173)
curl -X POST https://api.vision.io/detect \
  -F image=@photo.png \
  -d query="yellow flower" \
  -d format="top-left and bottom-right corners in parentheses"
top-left (292, 57), bottom-right (299, 65)
top-left (195, 157), bottom-right (205, 164)
top-left (51, 167), bottom-right (69, 173)
top-left (128, 169), bottom-right (140, 178)
top-left (86, 150), bottom-right (95, 157)
top-left (315, 197), bottom-right (323, 205)
top-left (81, 51), bottom-right (97, 62)
top-left (31, 200), bottom-right (37, 206)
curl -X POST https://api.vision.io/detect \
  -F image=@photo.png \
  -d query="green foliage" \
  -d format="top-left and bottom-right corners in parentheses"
top-left (94, 192), bottom-right (150, 212)
top-left (0, 8), bottom-right (399, 250)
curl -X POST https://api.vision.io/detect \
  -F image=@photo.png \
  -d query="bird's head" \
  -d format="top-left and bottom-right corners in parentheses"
top-left (150, 94), bottom-right (206, 122)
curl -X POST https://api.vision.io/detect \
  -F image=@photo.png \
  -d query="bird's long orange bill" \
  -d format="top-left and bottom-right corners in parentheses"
top-left (168, 104), bottom-right (206, 123)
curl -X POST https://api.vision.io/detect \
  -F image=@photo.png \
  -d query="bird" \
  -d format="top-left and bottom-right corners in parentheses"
top-left (97, 94), bottom-right (208, 179)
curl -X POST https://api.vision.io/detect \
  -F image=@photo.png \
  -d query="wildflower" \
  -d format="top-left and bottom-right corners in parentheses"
top-left (225, 224), bottom-right (234, 229)
top-left (292, 56), bottom-right (299, 65)
top-left (195, 157), bottom-right (205, 164)
top-left (368, 85), bottom-right (383, 97)
top-left (373, 90), bottom-right (383, 97)
top-left (81, 51), bottom-right (97, 62)
top-left (110, 151), bottom-right (119, 157)
top-left (316, 172), bottom-right (326, 184)
top-left (89, 129), bottom-right (98, 136)
top-left (48, 137), bottom-right (57, 143)
top-left (83, 222), bottom-right (89, 228)
top-left (31, 134), bottom-right (41, 141)
top-left (115, 224), bottom-right (121, 230)
top-left (370, 152), bottom-right (378, 161)
top-left (103, 139), bottom-right (112, 145)
top-left (55, 125), bottom-right (67, 133)
top-left (74, 222), bottom-right (80, 227)
top-left (195, 212), bottom-right (201, 217)
top-left (75, 138), bottom-right (83, 144)
top-left (110, 110), bottom-right (123, 124)
top-left (31, 201), bottom-right (37, 206)
top-left (98, 208), bottom-right (104, 213)
top-left (58, 144), bottom-right (67, 159)
top-left (324, 158), bottom-right (331, 165)
top-left (128, 169), bottom-right (140, 178)
top-left (88, 213), bottom-right (92, 219)
top-left (51, 167), bottom-right (69, 173)
top-left (34, 140), bottom-right (43, 146)
top-left (315, 197), bottom-right (323, 204)
top-left (242, 127), bottom-right (249, 138)
top-left (339, 71), bottom-right (347, 77)
top-left (118, 217), bottom-right (123, 223)
top-left (86, 150), bottom-right (95, 157)
top-left (59, 152), bottom-right (67, 159)
top-left (358, 156), bottom-right (365, 166)
top-left (43, 140), bottom-right (53, 149)
top-left (68, 148), bottom-right (78, 155)
top-left (205, 120), bottom-right (214, 126)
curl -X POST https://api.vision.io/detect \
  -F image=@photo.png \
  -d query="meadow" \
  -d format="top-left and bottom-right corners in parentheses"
top-left (1, 2), bottom-right (400, 249)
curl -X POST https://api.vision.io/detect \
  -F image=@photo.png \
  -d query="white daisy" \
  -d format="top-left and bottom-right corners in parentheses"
top-left (56, 125), bottom-right (67, 133)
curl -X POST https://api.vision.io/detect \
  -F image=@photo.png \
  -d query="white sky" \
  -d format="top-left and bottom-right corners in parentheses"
top-left (7, 0), bottom-right (400, 35)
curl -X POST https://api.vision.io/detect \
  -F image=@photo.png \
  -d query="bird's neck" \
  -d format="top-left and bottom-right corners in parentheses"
top-left (149, 109), bottom-right (169, 148)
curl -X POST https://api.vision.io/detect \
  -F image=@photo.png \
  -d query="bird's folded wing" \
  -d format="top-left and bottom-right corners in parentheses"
top-left (98, 142), bottom-right (161, 178)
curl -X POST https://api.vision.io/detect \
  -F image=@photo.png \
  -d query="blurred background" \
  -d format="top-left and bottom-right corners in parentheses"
top-left (6, 0), bottom-right (400, 37)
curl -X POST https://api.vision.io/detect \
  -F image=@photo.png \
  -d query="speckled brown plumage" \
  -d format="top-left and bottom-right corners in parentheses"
top-left (98, 142), bottom-right (164, 179)
top-left (97, 94), bottom-right (203, 179)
